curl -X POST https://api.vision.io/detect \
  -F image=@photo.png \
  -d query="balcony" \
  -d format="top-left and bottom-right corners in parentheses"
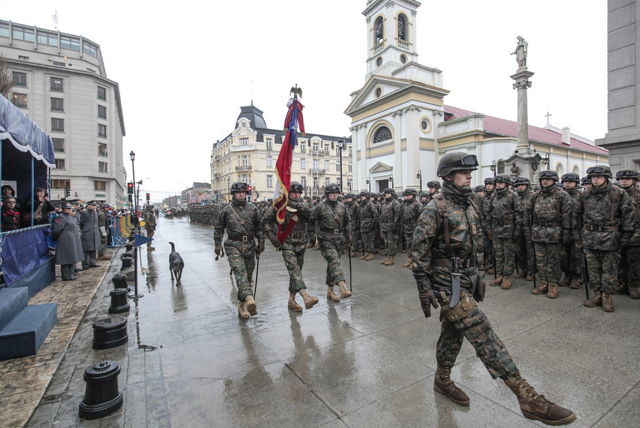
top-left (373, 40), bottom-right (385, 54)
top-left (214, 173), bottom-right (219, 178)
top-left (214, 155), bottom-right (220, 160)
top-left (311, 168), bottom-right (326, 174)
top-left (236, 164), bottom-right (252, 171)
top-left (324, 149), bottom-right (330, 155)
top-left (267, 145), bottom-right (272, 152)
top-left (312, 149), bottom-right (320, 155)
top-left (397, 39), bottom-right (411, 51)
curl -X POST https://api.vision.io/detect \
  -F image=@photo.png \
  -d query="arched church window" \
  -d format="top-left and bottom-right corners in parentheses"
top-left (556, 163), bottom-right (564, 176)
top-left (374, 17), bottom-right (384, 44)
top-left (373, 126), bottom-right (392, 144)
top-left (398, 14), bottom-right (407, 41)
top-left (573, 165), bottom-right (580, 176)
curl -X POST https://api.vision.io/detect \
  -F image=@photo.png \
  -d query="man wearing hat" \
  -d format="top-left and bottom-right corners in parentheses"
top-left (513, 177), bottom-right (533, 281)
top-left (52, 202), bottom-right (82, 280)
top-left (143, 205), bottom-right (157, 250)
top-left (426, 180), bottom-right (441, 205)
top-left (343, 193), bottom-right (360, 258)
top-left (482, 178), bottom-right (496, 273)
top-left (97, 203), bottom-right (110, 259)
top-left (615, 170), bottom-right (640, 298)
top-left (358, 191), bottom-right (378, 261)
top-left (79, 201), bottom-right (101, 269)
top-left (379, 188), bottom-right (401, 266)
top-left (559, 173), bottom-right (582, 288)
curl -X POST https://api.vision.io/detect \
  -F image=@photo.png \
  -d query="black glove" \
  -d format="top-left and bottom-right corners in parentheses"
top-left (418, 291), bottom-right (439, 318)
top-left (269, 236), bottom-right (282, 250)
top-left (619, 239), bottom-right (630, 252)
top-left (215, 245), bottom-right (222, 256)
top-left (474, 279), bottom-right (486, 302)
top-left (392, 226), bottom-right (398, 234)
top-left (525, 232), bottom-right (531, 243)
top-left (256, 242), bottom-right (265, 256)
top-left (513, 230), bottom-right (522, 240)
top-left (288, 200), bottom-right (299, 209)
top-left (562, 236), bottom-right (572, 247)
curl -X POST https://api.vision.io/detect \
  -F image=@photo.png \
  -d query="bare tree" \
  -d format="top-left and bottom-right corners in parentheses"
top-left (0, 54), bottom-right (15, 99)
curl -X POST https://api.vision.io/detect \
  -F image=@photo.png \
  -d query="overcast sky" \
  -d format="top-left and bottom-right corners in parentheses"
top-left (4, 0), bottom-right (607, 202)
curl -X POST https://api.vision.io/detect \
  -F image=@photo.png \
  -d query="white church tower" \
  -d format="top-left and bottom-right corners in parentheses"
top-left (346, 0), bottom-right (449, 193)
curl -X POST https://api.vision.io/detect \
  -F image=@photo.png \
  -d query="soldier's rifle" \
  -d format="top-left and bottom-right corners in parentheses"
top-left (527, 210), bottom-right (537, 290)
top-left (576, 245), bottom-right (589, 300)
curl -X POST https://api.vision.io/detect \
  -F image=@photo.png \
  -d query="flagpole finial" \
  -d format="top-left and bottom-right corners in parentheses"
top-left (290, 84), bottom-right (303, 99)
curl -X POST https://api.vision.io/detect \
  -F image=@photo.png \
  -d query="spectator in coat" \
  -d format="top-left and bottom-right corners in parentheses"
top-left (1, 196), bottom-right (20, 232)
top-left (21, 187), bottom-right (55, 227)
top-left (79, 200), bottom-right (101, 269)
top-left (52, 202), bottom-right (82, 281)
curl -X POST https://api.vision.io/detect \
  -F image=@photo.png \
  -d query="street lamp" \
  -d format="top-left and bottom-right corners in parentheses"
top-left (490, 160), bottom-right (497, 179)
top-left (416, 170), bottom-right (422, 193)
top-left (338, 138), bottom-right (345, 194)
top-left (542, 153), bottom-right (550, 170)
top-left (389, 174), bottom-right (394, 190)
top-left (129, 151), bottom-right (138, 229)
top-left (366, 178), bottom-right (371, 192)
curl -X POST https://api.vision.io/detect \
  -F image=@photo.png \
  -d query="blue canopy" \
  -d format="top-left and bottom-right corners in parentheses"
top-left (0, 95), bottom-right (55, 167)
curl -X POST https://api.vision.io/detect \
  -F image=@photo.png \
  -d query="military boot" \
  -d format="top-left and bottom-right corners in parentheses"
top-left (629, 286), bottom-right (640, 299)
top-left (613, 283), bottom-right (628, 295)
top-left (288, 293), bottom-right (302, 312)
top-left (299, 289), bottom-right (319, 309)
top-left (245, 295), bottom-right (258, 316)
top-left (515, 270), bottom-right (526, 279)
top-left (380, 256), bottom-right (390, 264)
top-left (312, 243), bottom-right (320, 251)
top-left (531, 280), bottom-right (548, 295)
top-left (602, 293), bottom-right (615, 312)
top-left (383, 256), bottom-right (395, 266)
top-left (238, 302), bottom-right (250, 319)
top-left (489, 276), bottom-right (503, 286)
top-left (559, 275), bottom-right (572, 287)
top-left (337, 281), bottom-right (352, 298)
top-left (526, 271), bottom-right (534, 281)
top-left (569, 275), bottom-right (581, 289)
top-left (327, 286), bottom-right (340, 302)
top-left (501, 276), bottom-right (512, 290)
top-left (360, 253), bottom-right (368, 260)
top-left (401, 258), bottom-right (412, 268)
top-left (584, 290), bottom-right (602, 307)
top-left (305, 242), bottom-right (313, 249)
top-left (486, 266), bottom-right (495, 275)
top-left (364, 253), bottom-right (375, 261)
top-left (547, 282), bottom-right (559, 299)
top-left (505, 372), bottom-right (576, 426)
top-left (350, 251), bottom-right (357, 258)
top-left (434, 365), bottom-right (470, 406)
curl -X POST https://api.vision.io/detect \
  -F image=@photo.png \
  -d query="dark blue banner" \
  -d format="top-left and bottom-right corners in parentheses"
top-left (1, 227), bottom-right (52, 286)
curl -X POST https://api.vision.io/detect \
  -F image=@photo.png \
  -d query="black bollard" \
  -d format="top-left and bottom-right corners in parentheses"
top-left (108, 289), bottom-right (130, 314)
top-left (120, 257), bottom-right (132, 269)
top-left (79, 361), bottom-right (123, 419)
top-left (125, 243), bottom-right (133, 252)
top-left (121, 252), bottom-right (133, 259)
top-left (92, 317), bottom-right (128, 349)
top-left (111, 274), bottom-right (130, 291)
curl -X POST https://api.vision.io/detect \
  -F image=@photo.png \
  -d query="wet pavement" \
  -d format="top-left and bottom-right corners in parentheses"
top-left (15, 216), bottom-right (640, 427)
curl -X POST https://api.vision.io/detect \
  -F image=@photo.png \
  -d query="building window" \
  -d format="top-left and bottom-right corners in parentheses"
top-left (0, 23), bottom-right (9, 38)
top-left (13, 72), bottom-right (27, 87)
top-left (325, 160), bottom-right (330, 171)
top-left (99, 162), bottom-right (108, 173)
top-left (51, 179), bottom-right (70, 189)
top-left (37, 31), bottom-right (58, 46)
top-left (336, 161), bottom-right (341, 172)
top-left (12, 93), bottom-right (27, 108)
top-left (325, 177), bottom-right (330, 187)
top-left (301, 158), bottom-right (306, 169)
top-left (398, 14), bottom-right (408, 41)
top-left (52, 118), bottom-right (64, 132)
top-left (83, 41), bottom-right (98, 57)
top-left (301, 176), bottom-right (307, 188)
top-left (12, 26), bottom-right (34, 42)
top-left (373, 126), bottom-right (392, 144)
top-left (312, 142), bottom-right (319, 152)
top-left (53, 61), bottom-right (65, 67)
top-left (98, 124), bottom-right (107, 137)
top-left (52, 138), bottom-right (64, 152)
top-left (375, 87), bottom-right (382, 97)
top-left (348, 162), bottom-right (353, 172)
top-left (267, 175), bottom-right (273, 188)
top-left (98, 86), bottom-right (106, 100)
top-left (573, 165), bottom-right (580, 176)
top-left (98, 143), bottom-right (107, 156)
top-left (50, 77), bottom-right (63, 92)
top-left (51, 98), bottom-right (64, 111)
top-left (94, 181), bottom-right (106, 191)
top-left (556, 163), bottom-right (564, 177)
top-left (18, 55), bottom-right (29, 60)
top-left (241, 174), bottom-right (249, 184)
top-left (55, 159), bottom-right (65, 169)
top-left (313, 177), bottom-right (318, 188)
top-left (60, 35), bottom-right (80, 51)
top-left (241, 138), bottom-right (248, 146)
top-left (266, 156), bottom-right (272, 168)
top-left (98, 105), bottom-right (107, 119)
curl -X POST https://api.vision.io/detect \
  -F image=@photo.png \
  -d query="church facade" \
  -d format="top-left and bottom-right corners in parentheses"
top-left (346, 0), bottom-right (608, 193)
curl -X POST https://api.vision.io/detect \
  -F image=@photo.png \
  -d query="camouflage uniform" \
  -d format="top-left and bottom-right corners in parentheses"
top-left (344, 196), bottom-right (360, 256)
top-left (358, 194), bottom-right (378, 257)
top-left (143, 208), bottom-right (157, 248)
top-left (560, 175), bottom-right (583, 287)
top-left (482, 179), bottom-right (495, 272)
top-left (400, 194), bottom-right (422, 262)
top-left (514, 182), bottom-right (531, 275)
top-left (379, 194), bottom-right (401, 259)
top-left (619, 180), bottom-right (640, 297)
top-left (485, 183), bottom-right (522, 280)
top-left (214, 199), bottom-right (264, 302)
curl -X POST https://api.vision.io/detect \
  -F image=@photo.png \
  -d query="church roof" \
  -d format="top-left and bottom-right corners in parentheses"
top-left (444, 105), bottom-right (608, 156)
top-left (236, 104), bottom-right (267, 129)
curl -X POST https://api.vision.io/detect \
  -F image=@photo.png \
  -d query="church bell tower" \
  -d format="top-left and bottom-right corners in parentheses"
top-left (363, 0), bottom-right (421, 81)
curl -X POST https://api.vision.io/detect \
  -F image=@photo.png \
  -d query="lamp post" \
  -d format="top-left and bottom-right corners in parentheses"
top-left (542, 153), bottom-right (550, 170)
top-left (416, 170), bottom-right (422, 193)
top-left (227, 177), bottom-right (231, 202)
top-left (490, 160), bottom-right (497, 179)
top-left (366, 178), bottom-right (371, 192)
top-left (129, 151), bottom-right (138, 229)
top-left (389, 174), bottom-right (394, 190)
top-left (338, 138), bottom-right (345, 194)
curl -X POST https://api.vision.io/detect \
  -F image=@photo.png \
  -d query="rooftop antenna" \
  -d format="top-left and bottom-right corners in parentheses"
top-left (545, 109), bottom-right (552, 125)
top-left (53, 9), bottom-right (59, 30)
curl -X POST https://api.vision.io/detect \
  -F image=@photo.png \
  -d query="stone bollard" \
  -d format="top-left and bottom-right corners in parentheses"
top-left (111, 274), bottom-right (130, 291)
top-left (92, 317), bottom-right (128, 349)
top-left (79, 361), bottom-right (123, 419)
top-left (108, 289), bottom-right (130, 314)
top-left (120, 257), bottom-right (132, 269)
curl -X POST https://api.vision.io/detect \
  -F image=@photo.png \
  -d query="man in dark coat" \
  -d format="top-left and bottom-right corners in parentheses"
top-left (52, 202), bottom-right (82, 281)
top-left (80, 200), bottom-right (101, 269)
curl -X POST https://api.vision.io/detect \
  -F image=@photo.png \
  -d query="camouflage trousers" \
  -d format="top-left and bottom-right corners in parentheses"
top-left (585, 248), bottom-right (620, 294)
top-left (561, 243), bottom-right (580, 276)
top-left (227, 252), bottom-right (256, 302)
top-left (361, 231), bottom-right (376, 253)
top-left (374, 225), bottom-right (383, 249)
top-left (145, 227), bottom-right (155, 247)
top-left (319, 240), bottom-right (345, 286)
top-left (625, 247), bottom-right (640, 287)
top-left (282, 248), bottom-right (306, 294)
top-left (483, 231), bottom-right (494, 269)
top-left (404, 232), bottom-right (414, 258)
top-left (381, 228), bottom-right (397, 256)
top-left (493, 237), bottom-right (516, 276)
top-left (515, 234), bottom-right (527, 271)
top-left (436, 307), bottom-right (518, 380)
top-left (350, 230), bottom-right (360, 252)
top-left (533, 242), bottom-right (562, 282)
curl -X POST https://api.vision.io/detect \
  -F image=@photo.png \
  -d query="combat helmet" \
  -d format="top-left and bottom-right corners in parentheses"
top-left (484, 177), bottom-right (495, 186)
top-left (290, 181), bottom-right (304, 193)
top-left (616, 169), bottom-right (638, 181)
top-left (325, 183), bottom-right (340, 194)
top-left (538, 170), bottom-right (559, 184)
top-left (586, 165), bottom-right (612, 179)
top-left (494, 173), bottom-right (512, 184)
top-left (427, 180), bottom-right (441, 190)
top-left (344, 193), bottom-right (355, 200)
top-left (230, 181), bottom-right (249, 193)
top-left (436, 152), bottom-right (478, 177)
top-left (512, 176), bottom-right (531, 186)
top-left (403, 188), bottom-right (417, 196)
top-left (561, 173), bottom-right (580, 183)
top-left (359, 191), bottom-right (370, 198)
top-left (474, 185), bottom-right (486, 192)
top-left (581, 176), bottom-right (592, 186)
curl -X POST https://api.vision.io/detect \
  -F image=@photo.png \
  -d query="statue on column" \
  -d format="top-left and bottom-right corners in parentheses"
top-left (511, 36), bottom-right (528, 69)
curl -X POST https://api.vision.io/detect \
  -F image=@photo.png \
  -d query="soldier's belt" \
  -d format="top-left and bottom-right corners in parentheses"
top-left (438, 292), bottom-right (477, 322)
top-left (584, 224), bottom-right (620, 232)
top-left (227, 233), bottom-right (255, 242)
top-left (320, 227), bottom-right (343, 234)
top-left (492, 219), bottom-right (515, 226)
top-left (432, 258), bottom-right (476, 268)
top-left (534, 220), bottom-right (560, 227)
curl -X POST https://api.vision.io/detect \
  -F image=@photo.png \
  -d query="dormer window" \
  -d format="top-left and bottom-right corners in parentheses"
top-left (241, 122), bottom-right (246, 128)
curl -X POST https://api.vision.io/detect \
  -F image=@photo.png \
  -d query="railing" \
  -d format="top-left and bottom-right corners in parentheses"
top-left (373, 40), bottom-right (385, 54)
top-left (398, 39), bottom-right (411, 50)
top-left (267, 145), bottom-right (272, 151)
top-left (236, 164), bottom-right (252, 171)
top-left (311, 168), bottom-right (326, 174)
top-left (324, 149), bottom-right (330, 155)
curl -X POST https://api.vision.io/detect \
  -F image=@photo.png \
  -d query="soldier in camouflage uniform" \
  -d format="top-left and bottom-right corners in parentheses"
top-left (474, 185), bottom-right (485, 198)
top-left (486, 174), bottom-right (523, 289)
top-left (574, 165), bottom-right (636, 312)
top-left (420, 192), bottom-right (429, 207)
top-left (344, 193), bottom-right (360, 258)
top-left (400, 188), bottom-right (422, 268)
top-left (482, 177), bottom-right (496, 273)
top-left (371, 193), bottom-right (382, 254)
top-left (426, 180), bottom-right (441, 205)
top-left (559, 173), bottom-right (583, 289)
top-left (581, 176), bottom-right (592, 190)
top-left (358, 191), bottom-right (378, 261)
top-left (526, 171), bottom-right (573, 299)
top-left (262, 182), bottom-right (319, 312)
top-left (379, 188), bottom-right (401, 266)
top-left (308, 183), bottom-right (352, 301)
top-left (413, 152), bottom-right (576, 426)
top-left (513, 177), bottom-right (532, 280)
top-left (615, 170), bottom-right (640, 299)
top-left (143, 205), bottom-right (157, 250)
top-left (214, 181), bottom-right (265, 319)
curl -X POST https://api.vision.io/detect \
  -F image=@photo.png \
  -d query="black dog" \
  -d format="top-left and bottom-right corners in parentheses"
top-left (168, 242), bottom-right (184, 285)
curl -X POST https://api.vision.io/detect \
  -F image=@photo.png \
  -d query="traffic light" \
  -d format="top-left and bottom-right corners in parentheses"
top-left (128, 194), bottom-right (132, 203)
top-left (146, 193), bottom-right (150, 202)
top-left (65, 186), bottom-right (70, 197)
top-left (247, 186), bottom-right (252, 194)
top-left (127, 182), bottom-right (133, 194)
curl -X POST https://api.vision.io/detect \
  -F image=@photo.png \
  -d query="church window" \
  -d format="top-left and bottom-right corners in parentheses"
top-left (375, 88), bottom-right (382, 98)
top-left (573, 165), bottom-right (580, 176)
top-left (420, 116), bottom-right (432, 133)
top-left (374, 16), bottom-right (384, 45)
top-left (373, 126), bottom-right (392, 144)
top-left (376, 57), bottom-right (382, 67)
top-left (400, 54), bottom-right (407, 64)
top-left (498, 161), bottom-right (505, 174)
top-left (397, 14), bottom-right (408, 41)
top-left (556, 163), bottom-right (564, 177)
